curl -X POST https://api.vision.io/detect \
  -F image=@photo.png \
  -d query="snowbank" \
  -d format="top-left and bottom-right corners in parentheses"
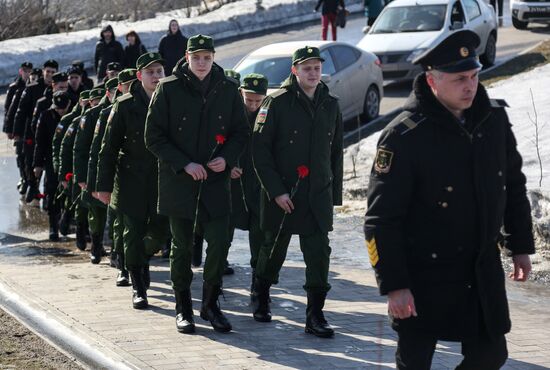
top-left (341, 64), bottom-right (550, 269)
top-left (0, 0), bottom-right (362, 86)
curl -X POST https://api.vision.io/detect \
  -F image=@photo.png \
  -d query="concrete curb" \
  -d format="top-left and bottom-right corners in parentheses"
top-left (0, 280), bottom-right (136, 370)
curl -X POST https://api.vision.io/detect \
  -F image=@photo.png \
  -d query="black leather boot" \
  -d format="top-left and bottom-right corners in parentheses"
top-left (251, 276), bottom-right (272, 322)
top-left (161, 239), bottom-right (171, 259)
top-left (90, 233), bottom-right (102, 264)
top-left (175, 290), bottom-right (195, 334)
top-left (305, 291), bottom-right (334, 338)
top-left (18, 179), bottom-right (27, 195)
top-left (48, 213), bottom-right (59, 242)
top-left (129, 268), bottom-right (148, 309)
top-left (75, 223), bottom-right (87, 251)
top-left (200, 282), bottom-right (232, 333)
top-left (25, 184), bottom-right (39, 203)
top-left (116, 253), bottom-right (130, 287)
top-left (223, 260), bottom-right (234, 275)
top-left (143, 263), bottom-right (150, 289)
top-left (191, 234), bottom-right (203, 267)
top-left (58, 208), bottom-right (71, 236)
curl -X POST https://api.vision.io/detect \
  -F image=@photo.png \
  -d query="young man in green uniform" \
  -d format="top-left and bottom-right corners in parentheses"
top-left (229, 73), bottom-right (268, 295)
top-left (73, 86), bottom-right (110, 264)
top-left (145, 35), bottom-right (249, 334)
top-left (251, 46), bottom-right (343, 338)
top-left (96, 53), bottom-right (170, 309)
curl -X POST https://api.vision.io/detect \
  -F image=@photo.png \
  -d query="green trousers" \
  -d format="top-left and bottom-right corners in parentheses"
top-left (255, 228), bottom-right (332, 293)
top-left (88, 205), bottom-right (107, 237)
top-left (123, 212), bottom-right (170, 270)
top-left (169, 215), bottom-right (230, 291)
top-left (229, 214), bottom-right (263, 269)
top-left (112, 210), bottom-right (124, 254)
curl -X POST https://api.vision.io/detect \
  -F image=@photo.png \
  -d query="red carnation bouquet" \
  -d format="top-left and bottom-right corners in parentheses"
top-left (269, 165), bottom-right (309, 258)
top-left (193, 134), bottom-right (227, 235)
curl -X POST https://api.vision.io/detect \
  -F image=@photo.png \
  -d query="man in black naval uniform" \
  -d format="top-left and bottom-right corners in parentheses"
top-left (364, 30), bottom-right (534, 369)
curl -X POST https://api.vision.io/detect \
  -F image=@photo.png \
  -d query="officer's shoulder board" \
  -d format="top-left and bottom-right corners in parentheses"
top-left (328, 91), bottom-right (339, 100)
top-left (116, 92), bottom-right (133, 107)
top-left (269, 88), bottom-right (289, 100)
top-left (159, 74), bottom-right (179, 85)
top-left (490, 99), bottom-right (509, 109)
top-left (9, 81), bottom-right (17, 88)
top-left (224, 76), bottom-right (239, 86)
top-left (389, 110), bottom-right (426, 135)
top-left (26, 81), bottom-right (38, 88)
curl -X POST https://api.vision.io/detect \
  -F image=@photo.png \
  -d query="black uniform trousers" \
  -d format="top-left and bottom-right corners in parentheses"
top-left (396, 320), bottom-right (508, 369)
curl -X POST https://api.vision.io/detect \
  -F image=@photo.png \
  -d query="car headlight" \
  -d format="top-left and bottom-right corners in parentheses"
top-left (406, 49), bottom-right (427, 63)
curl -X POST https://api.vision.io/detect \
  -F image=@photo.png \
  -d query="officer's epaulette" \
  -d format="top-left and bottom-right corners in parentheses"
top-left (99, 105), bottom-right (112, 116)
top-left (490, 99), bottom-right (509, 109)
top-left (269, 88), bottom-right (289, 99)
top-left (26, 81), bottom-right (38, 87)
top-left (224, 76), bottom-right (239, 86)
top-left (9, 81), bottom-right (17, 88)
top-left (390, 111), bottom-right (426, 135)
top-left (328, 92), bottom-right (339, 100)
top-left (116, 92), bottom-right (133, 104)
top-left (159, 75), bottom-right (179, 84)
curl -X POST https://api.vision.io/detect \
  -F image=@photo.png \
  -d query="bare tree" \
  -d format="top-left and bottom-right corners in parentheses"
top-left (527, 88), bottom-right (546, 188)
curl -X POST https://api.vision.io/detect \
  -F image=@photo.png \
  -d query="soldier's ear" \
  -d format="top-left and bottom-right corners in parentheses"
top-left (291, 65), bottom-right (297, 76)
top-left (185, 52), bottom-right (190, 63)
top-left (136, 70), bottom-right (143, 82)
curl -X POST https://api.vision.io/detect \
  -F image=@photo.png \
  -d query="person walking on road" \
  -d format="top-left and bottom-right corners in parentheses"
top-left (364, 30), bottom-right (534, 369)
top-left (315, 0), bottom-right (346, 40)
top-left (95, 25), bottom-right (124, 81)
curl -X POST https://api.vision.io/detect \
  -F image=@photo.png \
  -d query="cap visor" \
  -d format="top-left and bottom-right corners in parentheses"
top-left (295, 56), bottom-right (325, 65)
top-left (188, 48), bottom-right (215, 54)
top-left (434, 58), bottom-right (482, 73)
top-left (240, 88), bottom-right (266, 95)
top-left (140, 59), bottom-right (166, 70)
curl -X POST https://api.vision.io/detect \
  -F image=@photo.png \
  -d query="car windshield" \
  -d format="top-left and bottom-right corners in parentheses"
top-left (235, 56), bottom-right (292, 88)
top-left (371, 5), bottom-right (447, 33)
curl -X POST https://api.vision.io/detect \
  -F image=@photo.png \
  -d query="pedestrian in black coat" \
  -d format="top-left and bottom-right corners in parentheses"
top-left (94, 25), bottom-right (124, 81)
top-left (123, 30), bottom-right (147, 68)
top-left (364, 31), bottom-right (534, 369)
top-left (158, 20), bottom-right (187, 76)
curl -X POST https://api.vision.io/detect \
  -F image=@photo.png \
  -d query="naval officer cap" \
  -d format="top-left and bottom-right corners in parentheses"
top-left (412, 30), bottom-right (481, 73)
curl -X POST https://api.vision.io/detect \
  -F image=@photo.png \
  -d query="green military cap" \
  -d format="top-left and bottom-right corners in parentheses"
top-left (292, 46), bottom-right (324, 65)
top-left (224, 69), bottom-right (241, 81)
top-left (187, 34), bottom-right (215, 53)
top-left (79, 90), bottom-right (90, 100)
top-left (89, 87), bottom-right (105, 100)
top-left (118, 68), bottom-right (137, 84)
top-left (136, 52), bottom-right (165, 70)
top-left (105, 77), bottom-right (118, 91)
top-left (52, 91), bottom-right (71, 109)
top-left (241, 73), bottom-right (268, 95)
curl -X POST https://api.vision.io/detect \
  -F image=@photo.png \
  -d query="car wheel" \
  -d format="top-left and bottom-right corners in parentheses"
top-left (480, 34), bottom-right (496, 67)
top-left (362, 85), bottom-right (380, 122)
top-left (512, 17), bottom-right (528, 30)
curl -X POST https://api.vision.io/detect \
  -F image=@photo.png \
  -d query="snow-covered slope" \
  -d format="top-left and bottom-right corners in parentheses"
top-left (341, 64), bottom-right (550, 269)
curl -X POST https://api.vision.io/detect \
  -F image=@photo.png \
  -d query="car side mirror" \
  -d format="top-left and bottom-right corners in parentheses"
top-left (321, 74), bottom-right (332, 83)
top-left (451, 21), bottom-right (464, 30)
top-left (362, 25), bottom-right (371, 34)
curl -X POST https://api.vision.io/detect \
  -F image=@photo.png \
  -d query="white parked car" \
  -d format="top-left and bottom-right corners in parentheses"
top-left (510, 0), bottom-right (550, 29)
top-left (233, 41), bottom-right (384, 122)
top-left (357, 0), bottom-right (497, 82)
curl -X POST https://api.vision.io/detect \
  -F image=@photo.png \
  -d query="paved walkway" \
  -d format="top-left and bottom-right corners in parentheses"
top-left (1, 131), bottom-right (549, 369)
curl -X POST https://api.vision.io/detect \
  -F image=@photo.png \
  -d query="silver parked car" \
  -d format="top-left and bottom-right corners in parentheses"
top-left (233, 41), bottom-right (384, 122)
top-left (357, 0), bottom-right (497, 82)
top-left (510, 0), bottom-right (550, 29)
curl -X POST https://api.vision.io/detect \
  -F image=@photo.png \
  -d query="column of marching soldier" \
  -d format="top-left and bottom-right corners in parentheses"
top-left (2, 34), bottom-right (343, 338)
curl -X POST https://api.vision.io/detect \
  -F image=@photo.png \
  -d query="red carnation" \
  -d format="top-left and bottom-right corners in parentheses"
top-left (25, 139), bottom-right (33, 146)
top-left (37, 193), bottom-right (46, 199)
top-left (297, 165), bottom-right (309, 179)
top-left (65, 172), bottom-right (73, 182)
top-left (215, 134), bottom-right (226, 145)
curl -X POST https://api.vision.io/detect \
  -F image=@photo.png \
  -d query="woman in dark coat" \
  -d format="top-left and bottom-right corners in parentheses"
top-left (124, 30), bottom-right (147, 69)
top-left (157, 19), bottom-right (187, 76)
top-left (94, 25), bottom-right (124, 81)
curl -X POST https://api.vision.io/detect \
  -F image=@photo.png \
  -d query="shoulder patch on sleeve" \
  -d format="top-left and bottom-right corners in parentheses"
top-left (374, 148), bottom-right (394, 174)
top-left (55, 123), bottom-right (64, 133)
top-left (490, 99), bottom-right (509, 108)
top-left (256, 107), bottom-right (269, 125)
top-left (79, 116), bottom-right (86, 130)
